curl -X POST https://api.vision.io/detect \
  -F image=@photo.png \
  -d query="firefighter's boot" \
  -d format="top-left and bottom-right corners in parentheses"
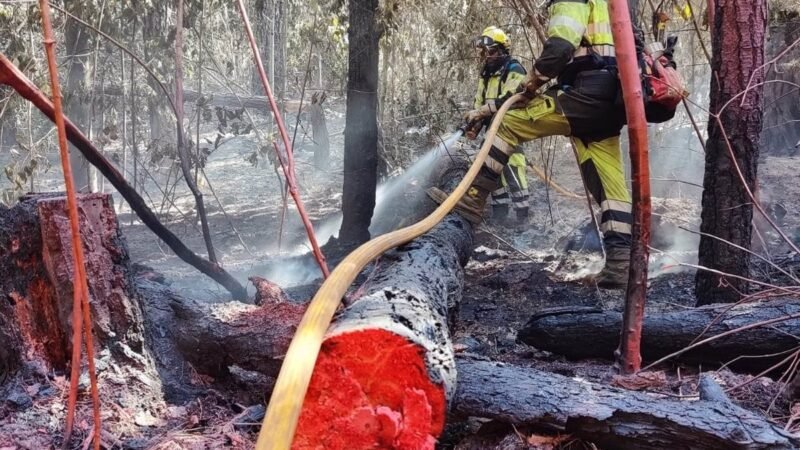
top-left (595, 246), bottom-right (630, 288)
top-left (427, 182), bottom-right (494, 225)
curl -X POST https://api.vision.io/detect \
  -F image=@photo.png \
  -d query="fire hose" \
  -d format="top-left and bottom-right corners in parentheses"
top-left (254, 93), bottom-right (528, 450)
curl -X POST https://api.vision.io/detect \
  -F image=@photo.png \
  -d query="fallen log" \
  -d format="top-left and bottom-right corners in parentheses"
top-left (518, 301), bottom-right (800, 371)
top-left (292, 214), bottom-right (472, 449)
top-left (454, 358), bottom-right (800, 450)
top-left (0, 53), bottom-right (247, 299)
top-left (169, 213), bottom-right (473, 449)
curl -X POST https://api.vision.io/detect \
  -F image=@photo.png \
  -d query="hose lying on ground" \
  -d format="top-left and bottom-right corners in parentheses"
top-left (254, 93), bottom-right (528, 450)
top-left (528, 164), bottom-right (582, 199)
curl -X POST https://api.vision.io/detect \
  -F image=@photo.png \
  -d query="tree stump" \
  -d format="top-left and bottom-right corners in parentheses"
top-left (0, 193), bottom-right (150, 374)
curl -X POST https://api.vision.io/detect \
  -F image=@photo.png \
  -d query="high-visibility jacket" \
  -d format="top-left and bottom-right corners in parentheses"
top-left (533, 0), bottom-right (616, 85)
top-left (474, 57), bottom-right (527, 113)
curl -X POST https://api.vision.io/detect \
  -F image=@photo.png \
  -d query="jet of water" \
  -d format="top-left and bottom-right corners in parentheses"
top-left (265, 130), bottom-right (465, 285)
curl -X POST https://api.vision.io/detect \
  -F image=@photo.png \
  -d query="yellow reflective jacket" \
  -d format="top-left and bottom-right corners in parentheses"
top-left (474, 57), bottom-right (527, 111)
top-left (534, 0), bottom-right (616, 82)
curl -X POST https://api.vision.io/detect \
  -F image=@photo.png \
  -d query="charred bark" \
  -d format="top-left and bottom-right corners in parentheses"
top-left (338, 0), bottom-right (381, 246)
top-left (454, 358), bottom-right (800, 450)
top-left (518, 301), bottom-right (800, 371)
top-left (0, 194), bottom-right (153, 373)
top-left (294, 214), bottom-right (472, 448)
top-left (0, 54), bottom-right (247, 299)
top-left (696, 0), bottom-right (767, 305)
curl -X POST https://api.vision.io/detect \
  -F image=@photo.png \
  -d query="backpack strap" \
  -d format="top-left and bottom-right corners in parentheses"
top-left (498, 58), bottom-right (525, 97)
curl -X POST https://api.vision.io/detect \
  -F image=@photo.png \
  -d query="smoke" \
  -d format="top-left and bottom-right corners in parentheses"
top-left (262, 131), bottom-right (464, 286)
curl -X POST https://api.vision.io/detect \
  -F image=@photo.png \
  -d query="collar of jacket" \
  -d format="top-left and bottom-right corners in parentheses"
top-left (481, 55), bottom-right (511, 78)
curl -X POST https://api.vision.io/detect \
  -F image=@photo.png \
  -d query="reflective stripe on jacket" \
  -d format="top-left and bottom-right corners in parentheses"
top-left (534, 0), bottom-right (616, 81)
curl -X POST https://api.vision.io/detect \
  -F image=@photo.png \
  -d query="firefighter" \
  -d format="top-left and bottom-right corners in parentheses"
top-left (430, 0), bottom-right (633, 287)
top-left (465, 26), bottom-right (530, 224)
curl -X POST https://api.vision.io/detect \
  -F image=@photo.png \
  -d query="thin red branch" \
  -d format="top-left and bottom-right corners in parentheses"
top-left (235, 0), bottom-right (329, 278)
top-left (38, 1), bottom-right (101, 449)
top-left (610, 0), bottom-right (652, 375)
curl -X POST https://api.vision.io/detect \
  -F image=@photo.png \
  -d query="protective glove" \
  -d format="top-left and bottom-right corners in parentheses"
top-left (520, 73), bottom-right (546, 96)
top-left (464, 121), bottom-right (483, 141)
top-left (463, 104), bottom-right (492, 126)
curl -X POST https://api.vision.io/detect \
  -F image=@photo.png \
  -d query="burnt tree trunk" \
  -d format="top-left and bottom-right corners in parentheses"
top-left (293, 215), bottom-right (472, 449)
top-left (143, 5), bottom-right (171, 149)
top-left (0, 194), bottom-right (154, 375)
top-left (455, 358), bottom-right (800, 449)
top-left (169, 211), bottom-right (472, 448)
top-left (696, 0), bottom-right (767, 305)
top-left (338, 0), bottom-right (381, 246)
top-left (250, 0), bottom-right (286, 100)
top-left (518, 302), bottom-right (800, 371)
top-left (174, 0), bottom-right (217, 264)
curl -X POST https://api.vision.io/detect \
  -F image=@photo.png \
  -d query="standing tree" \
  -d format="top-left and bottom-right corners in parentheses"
top-left (64, 5), bottom-right (93, 192)
top-left (337, 0), bottom-right (381, 246)
top-left (695, 0), bottom-right (767, 305)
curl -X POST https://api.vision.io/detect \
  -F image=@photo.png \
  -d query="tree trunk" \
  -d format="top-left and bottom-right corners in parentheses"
top-left (174, 0), bottom-right (218, 264)
top-left (696, 0), bottom-right (767, 305)
top-left (64, 17), bottom-right (92, 192)
top-left (95, 85), bottom-right (274, 112)
top-left (338, 0), bottom-right (381, 246)
top-left (454, 358), bottom-right (800, 449)
top-left (293, 215), bottom-right (471, 449)
top-left (143, 6), bottom-right (170, 151)
top-left (309, 92), bottom-right (330, 170)
top-left (518, 302), bottom-right (800, 371)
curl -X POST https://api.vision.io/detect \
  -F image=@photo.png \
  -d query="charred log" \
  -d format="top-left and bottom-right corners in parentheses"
top-left (293, 215), bottom-right (472, 448)
top-left (518, 301), bottom-right (800, 371)
top-left (454, 358), bottom-right (800, 450)
top-left (168, 212), bottom-right (473, 448)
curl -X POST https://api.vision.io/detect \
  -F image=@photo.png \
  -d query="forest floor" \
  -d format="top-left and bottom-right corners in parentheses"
top-left (2, 96), bottom-right (800, 449)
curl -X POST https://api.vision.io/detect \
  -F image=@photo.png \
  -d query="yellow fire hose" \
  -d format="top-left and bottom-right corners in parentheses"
top-left (254, 93), bottom-right (528, 450)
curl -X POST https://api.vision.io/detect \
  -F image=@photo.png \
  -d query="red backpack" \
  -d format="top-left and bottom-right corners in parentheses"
top-left (642, 38), bottom-right (688, 123)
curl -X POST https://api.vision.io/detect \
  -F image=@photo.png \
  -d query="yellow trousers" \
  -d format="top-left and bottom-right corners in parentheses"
top-left (489, 91), bottom-right (632, 246)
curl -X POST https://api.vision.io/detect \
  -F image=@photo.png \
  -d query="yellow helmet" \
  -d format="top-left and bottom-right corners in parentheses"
top-left (475, 26), bottom-right (510, 51)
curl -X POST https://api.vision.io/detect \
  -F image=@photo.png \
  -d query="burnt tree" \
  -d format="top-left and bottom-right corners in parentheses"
top-left (696, 0), bottom-right (767, 305)
top-left (338, 0), bottom-right (381, 246)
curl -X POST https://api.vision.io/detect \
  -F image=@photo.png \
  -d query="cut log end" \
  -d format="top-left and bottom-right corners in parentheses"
top-left (294, 329), bottom-right (445, 450)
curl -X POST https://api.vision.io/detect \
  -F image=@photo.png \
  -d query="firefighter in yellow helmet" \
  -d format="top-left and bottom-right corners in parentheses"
top-left (431, 0), bottom-right (633, 287)
top-left (464, 26), bottom-right (530, 224)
